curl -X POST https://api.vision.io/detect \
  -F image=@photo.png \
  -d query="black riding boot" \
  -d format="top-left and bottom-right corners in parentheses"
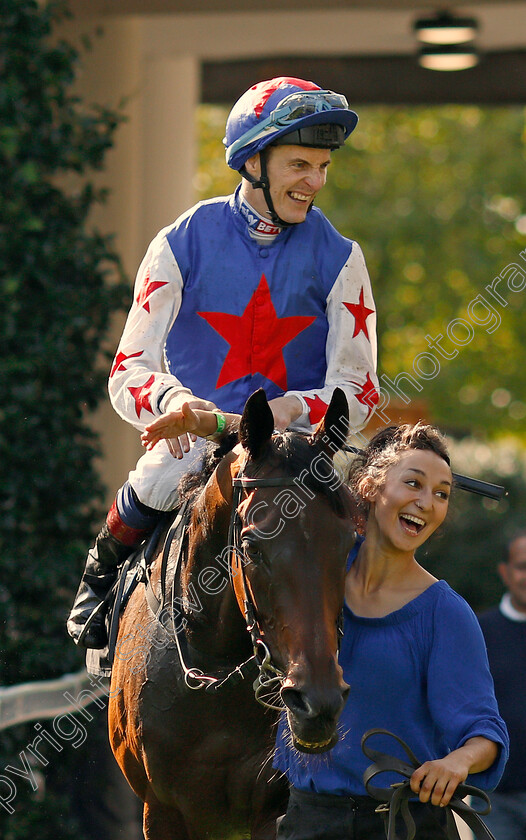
top-left (67, 524), bottom-right (134, 649)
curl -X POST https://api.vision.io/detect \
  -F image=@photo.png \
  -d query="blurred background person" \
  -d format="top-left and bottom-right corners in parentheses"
top-left (478, 531), bottom-right (526, 839)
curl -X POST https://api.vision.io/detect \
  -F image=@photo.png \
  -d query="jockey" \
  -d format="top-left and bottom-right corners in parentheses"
top-left (67, 76), bottom-right (379, 649)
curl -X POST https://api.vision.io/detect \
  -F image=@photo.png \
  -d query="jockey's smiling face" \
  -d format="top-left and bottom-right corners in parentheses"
top-left (243, 145), bottom-right (332, 226)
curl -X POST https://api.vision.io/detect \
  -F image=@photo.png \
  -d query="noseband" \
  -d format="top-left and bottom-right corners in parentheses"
top-left (228, 468), bottom-right (301, 709)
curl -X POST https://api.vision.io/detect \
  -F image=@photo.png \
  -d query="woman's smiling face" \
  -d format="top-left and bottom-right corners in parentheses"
top-left (367, 448), bottom-right (452, 553)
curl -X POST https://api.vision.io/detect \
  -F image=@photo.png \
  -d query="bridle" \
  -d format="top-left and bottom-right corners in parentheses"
top-left (361, 729), bottom-right (496, 840)
top-left (228, 466), bottom-right (302, 709)
top-left (144, 461), bottom-right (305, 709)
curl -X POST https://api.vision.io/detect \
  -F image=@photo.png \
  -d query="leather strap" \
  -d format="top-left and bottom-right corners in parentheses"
top-left (361, 729), bottom-right (496, 840)
top-left (145, 499), bottom-right (190, 618)
top-left (231, 475), bottom-right (299, 488)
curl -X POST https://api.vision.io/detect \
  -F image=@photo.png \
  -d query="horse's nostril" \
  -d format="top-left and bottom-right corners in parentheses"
top-left (281, 685), bottom-right (348, 720)
top-left (281, 687), bottom-right (311, 717)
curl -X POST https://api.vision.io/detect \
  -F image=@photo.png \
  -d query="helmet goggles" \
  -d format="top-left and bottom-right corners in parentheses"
top-left (267, 89), bottom-right (350, 125)
top-left (226, 89), bottom-right (352, 164)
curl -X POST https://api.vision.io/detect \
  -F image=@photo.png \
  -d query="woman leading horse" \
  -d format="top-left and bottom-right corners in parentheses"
top-left (274, 422), bottom-right (509, 840)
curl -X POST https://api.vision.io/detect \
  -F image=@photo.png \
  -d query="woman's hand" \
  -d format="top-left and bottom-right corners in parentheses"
top-left (410, 754), bottom-right (470, 808)
top-left (410, 737), bottom-right (498, 807)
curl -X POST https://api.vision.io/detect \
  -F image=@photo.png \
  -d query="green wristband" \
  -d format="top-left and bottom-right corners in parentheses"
top-left (214, 411), bottom-right (226, 435)
top-left (206, 410), bottom-right (226, 440)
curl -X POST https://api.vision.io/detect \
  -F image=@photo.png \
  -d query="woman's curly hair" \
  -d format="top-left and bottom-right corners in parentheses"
top-left (348, 422), bottom-right (451, 530)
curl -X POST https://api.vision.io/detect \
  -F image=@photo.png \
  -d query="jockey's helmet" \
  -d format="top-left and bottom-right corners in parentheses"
top-left (224, 77), bottom-right (358, 172)
top-left (223, 77), bottom-right (358, 228)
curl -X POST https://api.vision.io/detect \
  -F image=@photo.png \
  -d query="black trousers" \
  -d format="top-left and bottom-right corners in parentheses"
top-left (276, 786), bottom-right (448, 840)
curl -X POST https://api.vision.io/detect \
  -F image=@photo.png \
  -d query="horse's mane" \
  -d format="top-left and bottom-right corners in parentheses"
top-left (252, 432), bottom-right (355, 519)
top-left (176, 429), bottom-right (355, 519)
top-left (177, 431), bottom-right (239, 503)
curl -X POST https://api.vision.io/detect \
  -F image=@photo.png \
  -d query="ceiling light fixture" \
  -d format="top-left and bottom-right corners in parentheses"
top-left (413, 10), bottom-right (480, 71)
top-left (418, 44), bottom-right (479, 71)
top-left (413, 11), bottom-right (479, 45)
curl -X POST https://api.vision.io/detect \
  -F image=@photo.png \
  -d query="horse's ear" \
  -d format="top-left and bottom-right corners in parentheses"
top-left (312, 388), bottom-right (349, 453)
top-left (240, 389), bottom-right (275, 460)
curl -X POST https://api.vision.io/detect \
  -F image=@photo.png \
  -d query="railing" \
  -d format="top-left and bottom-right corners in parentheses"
top-left (0, 670), bottom-right (107, 730)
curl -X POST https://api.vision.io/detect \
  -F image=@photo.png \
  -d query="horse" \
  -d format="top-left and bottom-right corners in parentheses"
top-left (108, 388), bottom-right (358, 840)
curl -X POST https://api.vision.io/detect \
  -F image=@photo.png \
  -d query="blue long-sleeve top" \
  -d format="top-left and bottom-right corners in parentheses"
top-left (274, 542), bottom-right (509, 795)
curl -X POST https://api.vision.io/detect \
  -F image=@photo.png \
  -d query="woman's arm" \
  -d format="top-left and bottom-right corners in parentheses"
top-left (410, 736), bottom-right (499, 807)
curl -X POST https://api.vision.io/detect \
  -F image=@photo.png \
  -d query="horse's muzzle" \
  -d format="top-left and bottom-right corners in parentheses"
top-left (281, 678), bottom-right (350, 754)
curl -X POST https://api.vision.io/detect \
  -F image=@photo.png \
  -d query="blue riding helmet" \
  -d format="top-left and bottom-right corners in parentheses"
top-left (224, 77), bottom-right (358, 171)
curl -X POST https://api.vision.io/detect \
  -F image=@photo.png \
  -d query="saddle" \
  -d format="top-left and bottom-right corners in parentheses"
top-left (85, 513), bottom-right (179, 678)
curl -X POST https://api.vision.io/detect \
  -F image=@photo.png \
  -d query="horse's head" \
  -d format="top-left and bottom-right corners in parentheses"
top-left (231, 388), bottom-right (357, 753)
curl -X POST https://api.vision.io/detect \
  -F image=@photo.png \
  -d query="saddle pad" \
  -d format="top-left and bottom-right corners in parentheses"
top-left (85, 550), bottom-right (143, 678)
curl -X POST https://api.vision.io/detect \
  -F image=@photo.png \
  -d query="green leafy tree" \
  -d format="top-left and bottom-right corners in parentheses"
top-left (420, 438), bottom-right (526, 611)
top-left (0, 0), bottom-right (129, 835)
top-left (318, 106), bottom-right (526, 439)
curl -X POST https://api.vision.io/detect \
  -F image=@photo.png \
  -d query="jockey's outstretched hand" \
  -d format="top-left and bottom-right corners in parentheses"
top-left (142, 402), bottom-right (202, 458)
top-left (142, 403), bottom-right (236, 459)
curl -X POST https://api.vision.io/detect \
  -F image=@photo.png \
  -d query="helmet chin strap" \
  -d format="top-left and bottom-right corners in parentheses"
top-left (241, 149), bottom-right (308, 229)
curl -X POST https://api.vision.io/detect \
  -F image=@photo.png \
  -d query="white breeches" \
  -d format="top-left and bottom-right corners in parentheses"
top-left (127, 438), bottom-right (207, 511)
top-left (127, 439), bottom-right (357, 512)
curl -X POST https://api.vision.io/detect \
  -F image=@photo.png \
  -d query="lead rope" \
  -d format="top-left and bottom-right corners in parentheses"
top-left (361, 729), bottom-right (496, 840)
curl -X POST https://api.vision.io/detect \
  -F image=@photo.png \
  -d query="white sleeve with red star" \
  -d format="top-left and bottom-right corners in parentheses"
top-left (285, 242), bottom-right (379, 435)
top-left (108, 230), bottom-right (194, 431)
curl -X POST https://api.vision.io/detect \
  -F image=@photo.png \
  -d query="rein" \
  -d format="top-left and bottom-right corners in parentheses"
top-left (144, 464), bottom-right (298, 706)
top-left (228, 468), bottom-right (300, 709)
top-left (361, 729), bottom-right (496, 840)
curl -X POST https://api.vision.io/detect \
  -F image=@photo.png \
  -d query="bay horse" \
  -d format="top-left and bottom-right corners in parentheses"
top-left (108, 388), bottom-right (357, 840)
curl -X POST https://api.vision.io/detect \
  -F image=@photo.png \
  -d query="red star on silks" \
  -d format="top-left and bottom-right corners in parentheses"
top-left (343, 286), bottom-right (375, 341)
top-left (110, 350), bottom-right (144, 378)
top-left (136, 270), bottom-right (169, 313)
top-left (128, 374), bottom-right (156, 419)
top-left (304, 395), bottom-right (328, 425)
top-left (351, 372), bottom-right (379, 416)
top-left (198, 275), bottom-right (316, 391)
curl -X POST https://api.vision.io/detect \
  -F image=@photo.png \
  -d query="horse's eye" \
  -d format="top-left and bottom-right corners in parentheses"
top-left (241, 539), bottom-right (263, 563)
